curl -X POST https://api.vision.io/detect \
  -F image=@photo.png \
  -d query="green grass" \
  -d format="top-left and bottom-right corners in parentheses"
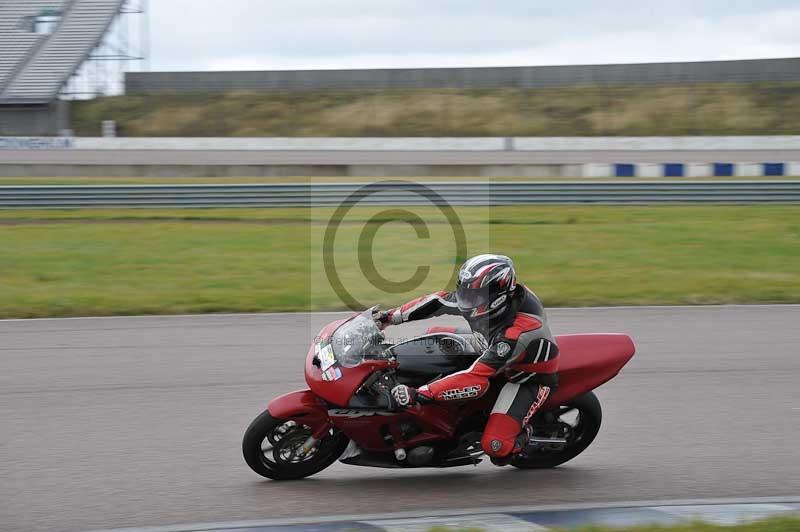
top-left (1, 205), bottom-right (799, 318)
top-left (427, 515), bottom-right (800, 532)
top-left (70, 83), bottom-right (800, 137)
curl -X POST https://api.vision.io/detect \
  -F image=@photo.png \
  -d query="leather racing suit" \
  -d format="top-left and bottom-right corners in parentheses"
top-left (383, 284), bottom-right (559, 458)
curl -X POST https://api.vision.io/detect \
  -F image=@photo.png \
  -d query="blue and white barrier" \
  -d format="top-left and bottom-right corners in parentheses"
top-left (584, 162), bottom-right (799, 178)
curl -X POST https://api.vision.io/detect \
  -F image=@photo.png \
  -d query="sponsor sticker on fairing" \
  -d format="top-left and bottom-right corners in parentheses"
top-left (328, 409), bottom-right (395, 418)
top-left (321, 366), bottom-right (342, 382)
top-left (318, 344), bottom-right (336, 370)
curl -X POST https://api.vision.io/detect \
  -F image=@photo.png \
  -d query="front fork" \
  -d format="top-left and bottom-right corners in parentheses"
top-left (267, 389), bottom-right (337, 457)
top-left (297, 435), bottom-right (320, 457)
top-left (299, 421), bottom-right (334, 456)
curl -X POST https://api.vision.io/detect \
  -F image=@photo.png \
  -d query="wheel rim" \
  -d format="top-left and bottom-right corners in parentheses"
top-left (266, 420), bottom-right (296, 445)
top-left (552, 405), bottom-right (585, 445)
top-left (258, 421), bottom-right (341, 472)
top-left (273, 428), bottom-right (319, 465)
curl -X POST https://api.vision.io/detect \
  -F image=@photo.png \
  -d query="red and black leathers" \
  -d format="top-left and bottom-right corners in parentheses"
top-left (384, 284), bottom-right (559, 458)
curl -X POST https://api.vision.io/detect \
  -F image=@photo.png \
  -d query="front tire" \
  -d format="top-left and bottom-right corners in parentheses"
top-left (511, 391), bottom-right (602, 469)
top-left (242, 410), bottom-right (348, 480)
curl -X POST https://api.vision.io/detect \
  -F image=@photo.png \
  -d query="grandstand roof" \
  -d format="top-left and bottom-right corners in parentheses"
top-left (0, 0), bottom-right (124, 105)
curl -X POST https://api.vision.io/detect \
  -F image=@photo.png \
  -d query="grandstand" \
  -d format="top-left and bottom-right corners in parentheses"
top-left (0, 1), bottom-right (66, 94)
top-left (0, 0), bottom-right (130, 135)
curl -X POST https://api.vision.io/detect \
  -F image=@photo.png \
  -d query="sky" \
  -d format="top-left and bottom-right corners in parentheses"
top-left (146, 1), bottom-right (800, 72)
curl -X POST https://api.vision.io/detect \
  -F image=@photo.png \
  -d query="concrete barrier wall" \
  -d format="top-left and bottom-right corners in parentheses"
top-left (1, 136), bottom-right (799, 177)
top-left (0, 162), bottom-right (796, 179)
top-left (4, 136), bottom-right (800, 151)
top-left (69, 137), bottom-right (509, 151)
top-left (126, 57), bottom-right (800, 94)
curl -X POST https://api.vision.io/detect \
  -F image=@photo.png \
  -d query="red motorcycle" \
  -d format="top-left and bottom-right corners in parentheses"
top-left (243, 308), bottom-right (635, 480)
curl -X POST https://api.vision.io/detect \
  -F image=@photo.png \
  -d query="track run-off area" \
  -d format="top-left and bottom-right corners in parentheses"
top-left (1, 305), bottom-right (798, 532)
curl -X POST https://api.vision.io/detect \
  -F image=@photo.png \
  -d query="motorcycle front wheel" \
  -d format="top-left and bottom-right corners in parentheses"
top-left (511, 391), bottom-right (602, 469)
top-left (242, 410), bottom-right (349, 480)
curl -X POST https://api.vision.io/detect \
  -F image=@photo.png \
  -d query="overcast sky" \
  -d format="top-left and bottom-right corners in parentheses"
top-left (147, 1), bottom-right (800, 71)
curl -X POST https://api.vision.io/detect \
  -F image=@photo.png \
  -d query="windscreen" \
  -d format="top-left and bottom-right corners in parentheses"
top-left (328, 311), bottom-right (386, 367)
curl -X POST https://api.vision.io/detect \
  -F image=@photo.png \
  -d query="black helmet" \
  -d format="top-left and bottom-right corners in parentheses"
top-left (455, 254), bottom-right (516, 321)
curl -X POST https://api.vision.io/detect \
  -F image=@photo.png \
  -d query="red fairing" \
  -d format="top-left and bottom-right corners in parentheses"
top-left (307, 353), bottom-right (392, 406)
top-left (304, 315), bottom-right (395, 407)
top-left (546, 333), bottom-right (635, 406)
top-left (424, 326), bottom-right (459, 334)
top-left (267, 389), bottom-right (331, 435)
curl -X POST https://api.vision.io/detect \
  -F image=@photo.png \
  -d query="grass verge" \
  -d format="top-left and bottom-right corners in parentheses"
top-left (1, 205), bottom-right (798, 318)
top-left (70, 83), bottom-right (800, 137)
top-left (427, 515), bottom-right (800, 532)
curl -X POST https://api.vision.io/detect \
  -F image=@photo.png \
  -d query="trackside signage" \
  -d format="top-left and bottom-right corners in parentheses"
top-left (0, 137), bottom-right (74, 149)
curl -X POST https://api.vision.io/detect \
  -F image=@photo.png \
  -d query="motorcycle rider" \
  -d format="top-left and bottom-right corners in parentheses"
top-left (377, 254), bottom-right (559, 462)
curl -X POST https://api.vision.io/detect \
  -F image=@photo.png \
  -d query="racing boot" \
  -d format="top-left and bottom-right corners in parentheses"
top-left (489, 424), bottom-right (533, 466)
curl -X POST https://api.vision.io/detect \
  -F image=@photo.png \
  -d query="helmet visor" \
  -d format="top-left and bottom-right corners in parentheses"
top-left (456, 284), bottom-right (494, 311)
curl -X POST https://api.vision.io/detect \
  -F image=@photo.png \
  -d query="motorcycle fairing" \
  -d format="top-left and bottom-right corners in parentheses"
top-left (267, 389), bottom-right (331, 437)
top-left (272, 314), bottom-right (635, 456)
top-left (546, 333), bottom-right (635, 406)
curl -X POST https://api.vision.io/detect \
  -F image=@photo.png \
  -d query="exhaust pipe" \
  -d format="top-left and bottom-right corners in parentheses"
top-left (527, 436), bottom-right (568, 450)
top-left (528, 436), bottom-right (567, 444)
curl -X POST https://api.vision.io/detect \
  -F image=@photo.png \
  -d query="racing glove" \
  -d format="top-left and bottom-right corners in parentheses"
top-left (391, 384), bottom-right (418, 408)
top-left (373, 309), bottom-right (393, 330)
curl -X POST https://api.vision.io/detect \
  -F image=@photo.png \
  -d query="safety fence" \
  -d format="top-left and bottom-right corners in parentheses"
top-left (1, 181), bottom-right (799, 208)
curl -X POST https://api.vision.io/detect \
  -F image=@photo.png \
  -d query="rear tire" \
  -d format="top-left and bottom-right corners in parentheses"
top-left (242, 410), bottom-right (348, 480)
top-left (511, 391), bottom-right (602, 469)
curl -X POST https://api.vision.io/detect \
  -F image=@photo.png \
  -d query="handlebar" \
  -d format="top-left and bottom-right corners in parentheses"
top-left (417, 393), bottom-right (434, 405)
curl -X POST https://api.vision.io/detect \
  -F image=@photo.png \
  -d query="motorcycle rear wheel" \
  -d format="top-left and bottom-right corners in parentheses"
top-left (511, 391), bottom-right (602, 469)
top-left (242, 410), bottom-right (349, 480)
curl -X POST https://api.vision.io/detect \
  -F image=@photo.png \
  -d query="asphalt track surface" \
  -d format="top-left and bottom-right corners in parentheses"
top-left (1, 305), bottom-right (798, 532)
top-left (3, 148), bottom-right (800, 165)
